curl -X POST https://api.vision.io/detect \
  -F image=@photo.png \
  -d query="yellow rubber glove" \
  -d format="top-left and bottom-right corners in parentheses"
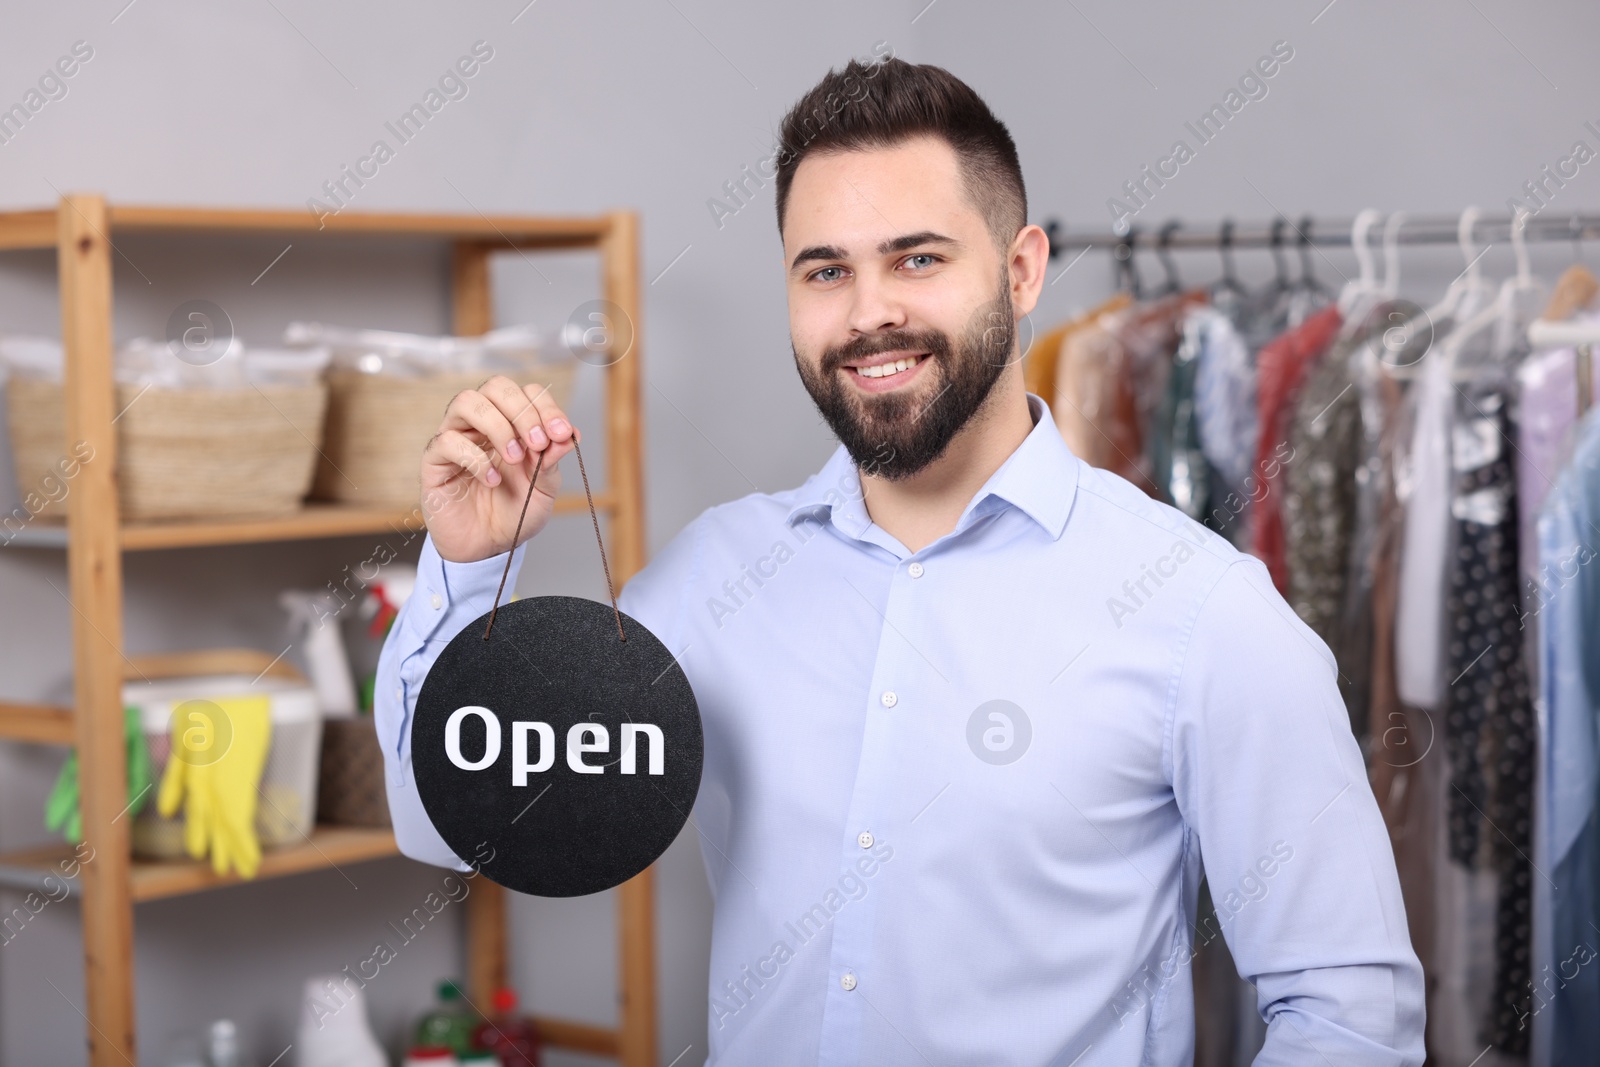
top-left (157, 694), bottom-right (272, 879)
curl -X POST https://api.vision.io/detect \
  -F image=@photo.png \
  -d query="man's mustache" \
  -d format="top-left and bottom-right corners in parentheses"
top-left (820, 331), bottom-right (949, 375)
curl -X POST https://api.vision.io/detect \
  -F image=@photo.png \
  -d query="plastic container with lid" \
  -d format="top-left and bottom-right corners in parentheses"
top-left (402, 1049), bottom-right (458, 1067)
top-left (126, 672), bottom-right (322, 860)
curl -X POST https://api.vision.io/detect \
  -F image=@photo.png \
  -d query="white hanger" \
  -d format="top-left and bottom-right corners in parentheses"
top-left (1381, 210), bottom-right (1406, 299)
top-left (1428, 206), bottom-right (1493, 325)
top-left (1380, 208), bottom-right (1495, 380)
top-left (1442, 209), bottom-right (1546, 377)
top-left (1337, 208), bottom-right (1383, 319)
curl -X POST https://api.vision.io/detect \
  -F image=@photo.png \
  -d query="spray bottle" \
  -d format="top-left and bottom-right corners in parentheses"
top-left (279, 590), bottom-right (358, 718)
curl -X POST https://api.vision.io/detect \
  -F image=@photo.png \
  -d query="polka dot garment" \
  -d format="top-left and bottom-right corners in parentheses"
top-left (1443, 381), bottom-right (1534, 1054)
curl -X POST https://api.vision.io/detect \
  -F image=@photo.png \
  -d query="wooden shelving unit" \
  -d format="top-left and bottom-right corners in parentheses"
top-left (0, 195), bottom-right (656, 1066)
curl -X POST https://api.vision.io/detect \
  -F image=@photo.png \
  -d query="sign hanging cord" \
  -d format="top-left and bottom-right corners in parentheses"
top-left (482, 424), bottom-right (624, 643)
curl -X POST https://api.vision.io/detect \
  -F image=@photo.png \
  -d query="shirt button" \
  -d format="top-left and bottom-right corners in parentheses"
top-left (908, 562), bottom-right (924, 578)
top-left (840, 971), bottom-right (857, 991)
top-left (880, 690), bottom-right (897, 708)
top-left (430, 593), bottom-right (443, 610)
top-left (857, 831), bottom-right (874, 849)
top-left (394, 687), bottom-right (403, 701)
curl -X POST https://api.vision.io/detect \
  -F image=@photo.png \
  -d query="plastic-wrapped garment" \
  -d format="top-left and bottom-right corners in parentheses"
top-left (1053, 291), bottom-right (1202, 497)
top-left (1363, 360), bottom-right (1443, 1054)
top-left (1251, 304), bottom-right (1343, 593)
top-left (1536, 408), bottom-right (1600, 1067)
top-left (1442, 378), bottom-right (1536, 1054)
top-left (1189, 307), bottom-right (1257, 547)
top-left (1285, 304), bottom-right (1429, 740)
top-left (1284, 334), bottom-right (1364, 660)
top-left (1024, 293), bottom-right (1133, 418)
top-left (1150, 311), bottom-right (1212, 522)
top-left (1394, 327), bottom-right (1462, 710)
top-left (1514, 310), bottom-right (1600, 604)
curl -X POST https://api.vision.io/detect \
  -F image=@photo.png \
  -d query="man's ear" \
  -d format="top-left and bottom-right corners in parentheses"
top-left (1008, 224), bottom-right (1050, 318)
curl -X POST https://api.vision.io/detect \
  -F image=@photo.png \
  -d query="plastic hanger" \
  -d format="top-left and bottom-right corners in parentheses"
top-left (1336, 209), bottom-right (1384, 321)
top-left (1443, 209), bottom-right (1547, 376)
top-left (1154, 220), bottom-right (1183, 297)
top-left (1212, 219), bottom-right (1249, 302)
top-left (1543, 217), bottom-right (1598, 320)
top-left (1267, 217), bottom-right (1292, 295)
top-left (1427, 207), bottom-right (1492, 325)
top-left (1113, 225), bottom-right (1143, 299)
top-left (1380, 210), bottom-right (1405, 300)
top-left (1382, 207), bottom-right (1494, 380)
top-left (1295, 215), bottom-right (1336, 303)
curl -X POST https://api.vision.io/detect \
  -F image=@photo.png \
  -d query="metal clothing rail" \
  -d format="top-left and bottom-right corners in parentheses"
top-left (1043, 212), bottom-right (1600, 258)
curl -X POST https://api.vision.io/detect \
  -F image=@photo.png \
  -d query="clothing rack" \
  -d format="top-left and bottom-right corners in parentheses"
top-left (1043, 212), bottom-right (1600, 258)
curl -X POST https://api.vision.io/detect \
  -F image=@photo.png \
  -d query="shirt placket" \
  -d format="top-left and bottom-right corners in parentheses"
top-left (815, 547), bottom-right (924, 1066)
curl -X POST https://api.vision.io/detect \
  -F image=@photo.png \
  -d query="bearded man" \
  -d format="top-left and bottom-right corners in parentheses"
top-left (377, 57), bottom-right (1424, 1067)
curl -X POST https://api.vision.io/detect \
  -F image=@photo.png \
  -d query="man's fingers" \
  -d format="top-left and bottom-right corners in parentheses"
top-left (519, 380), bottom-right (577, 453)
top-left (443, 385), bottom-right (524, 466)
top-left (424, 428), bottom-right (502, 488)
top-left (479, 376), bottom-right (548, 459)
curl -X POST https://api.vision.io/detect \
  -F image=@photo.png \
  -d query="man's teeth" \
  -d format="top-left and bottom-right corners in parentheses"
top-left (856, 355), bottom-right (924, 379)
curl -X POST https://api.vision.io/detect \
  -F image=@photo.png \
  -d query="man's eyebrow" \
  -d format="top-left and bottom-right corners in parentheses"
top-left (877, 231), bottom-right (959, 256)
top-left (789, 244), bottom-right (848, 274)
top-left (789, 231), bottom-right (961, 275)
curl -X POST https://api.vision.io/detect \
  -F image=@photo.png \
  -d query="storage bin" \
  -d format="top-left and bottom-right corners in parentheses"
top-left (2, 336), bottom-right (330, 522)
top-left (286, 322), bottom-right (576, 508)
top-left (317, 717), bottom-right (392, 827)
top-left (126, 673), bottom-right (323, 861)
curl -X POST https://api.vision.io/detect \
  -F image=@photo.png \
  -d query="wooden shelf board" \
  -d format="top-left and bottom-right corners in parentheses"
top-left (0, 701), bottom-right (74, 744)
top-left (2, 494), bottom-right (609, 551)
top-left (533, 1016), bottom-right (620, 1056)
top-left (0, 203), bottom-right (612, 245)
top-left (0, 209), bottom-right (57, 250)
top-left (0, 826), bottom-right (401, 903)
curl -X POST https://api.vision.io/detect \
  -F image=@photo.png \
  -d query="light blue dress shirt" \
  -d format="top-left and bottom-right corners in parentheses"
top-left (1534, 407), bottom-right (1600, 1067)
top-left (375, 392), bottom-right (1424, 1066)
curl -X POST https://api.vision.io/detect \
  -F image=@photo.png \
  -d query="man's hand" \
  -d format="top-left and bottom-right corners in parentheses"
top-left (420, 375), bottom-right (579, 564)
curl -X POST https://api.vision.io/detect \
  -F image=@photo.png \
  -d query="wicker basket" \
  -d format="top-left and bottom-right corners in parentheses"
top-left (6, 377), bottom-right (327, 521)
top-left (312, 364), bottom-right (576, 507)
top-left (317, 716), bottom-right (392, 827)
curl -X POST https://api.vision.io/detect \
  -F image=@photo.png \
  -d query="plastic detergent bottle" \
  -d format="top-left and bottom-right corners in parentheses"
top-left (414, 980), bottom-right (477, 1054)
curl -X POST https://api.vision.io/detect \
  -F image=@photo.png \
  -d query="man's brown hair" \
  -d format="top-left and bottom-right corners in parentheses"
top-left (774, 57), bottom-right (1028, 253)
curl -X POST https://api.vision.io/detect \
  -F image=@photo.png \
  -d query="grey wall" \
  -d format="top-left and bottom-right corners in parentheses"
top-left (2, 1), bottom-right (1598, 1064)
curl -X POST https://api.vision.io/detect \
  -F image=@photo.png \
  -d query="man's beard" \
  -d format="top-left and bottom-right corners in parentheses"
top-left (794, 270), bottom-right (1015, 481)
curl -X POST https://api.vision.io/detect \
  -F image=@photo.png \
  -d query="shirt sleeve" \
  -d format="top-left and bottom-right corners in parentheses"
top-left (374, 534), bottom-right (529, 872)
top-left (1170, 555), bottom-right (1426, 1066)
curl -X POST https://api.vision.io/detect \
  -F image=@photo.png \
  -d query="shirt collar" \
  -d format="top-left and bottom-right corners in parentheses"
top-left (784, 392), bottom-right (1081, 543)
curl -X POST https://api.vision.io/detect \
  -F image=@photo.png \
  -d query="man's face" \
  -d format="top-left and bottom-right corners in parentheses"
top-left (783, 135), bottom-right (1018, 480)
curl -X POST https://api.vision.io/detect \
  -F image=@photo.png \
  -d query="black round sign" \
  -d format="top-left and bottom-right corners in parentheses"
top-left (412, 596), bottom-right (703, 897)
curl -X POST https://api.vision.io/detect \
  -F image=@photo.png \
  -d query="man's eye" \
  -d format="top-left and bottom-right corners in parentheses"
top-left (811, 266), bottom-right (847, 283)
top-left (903, 254), bottom-right (937, 270)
